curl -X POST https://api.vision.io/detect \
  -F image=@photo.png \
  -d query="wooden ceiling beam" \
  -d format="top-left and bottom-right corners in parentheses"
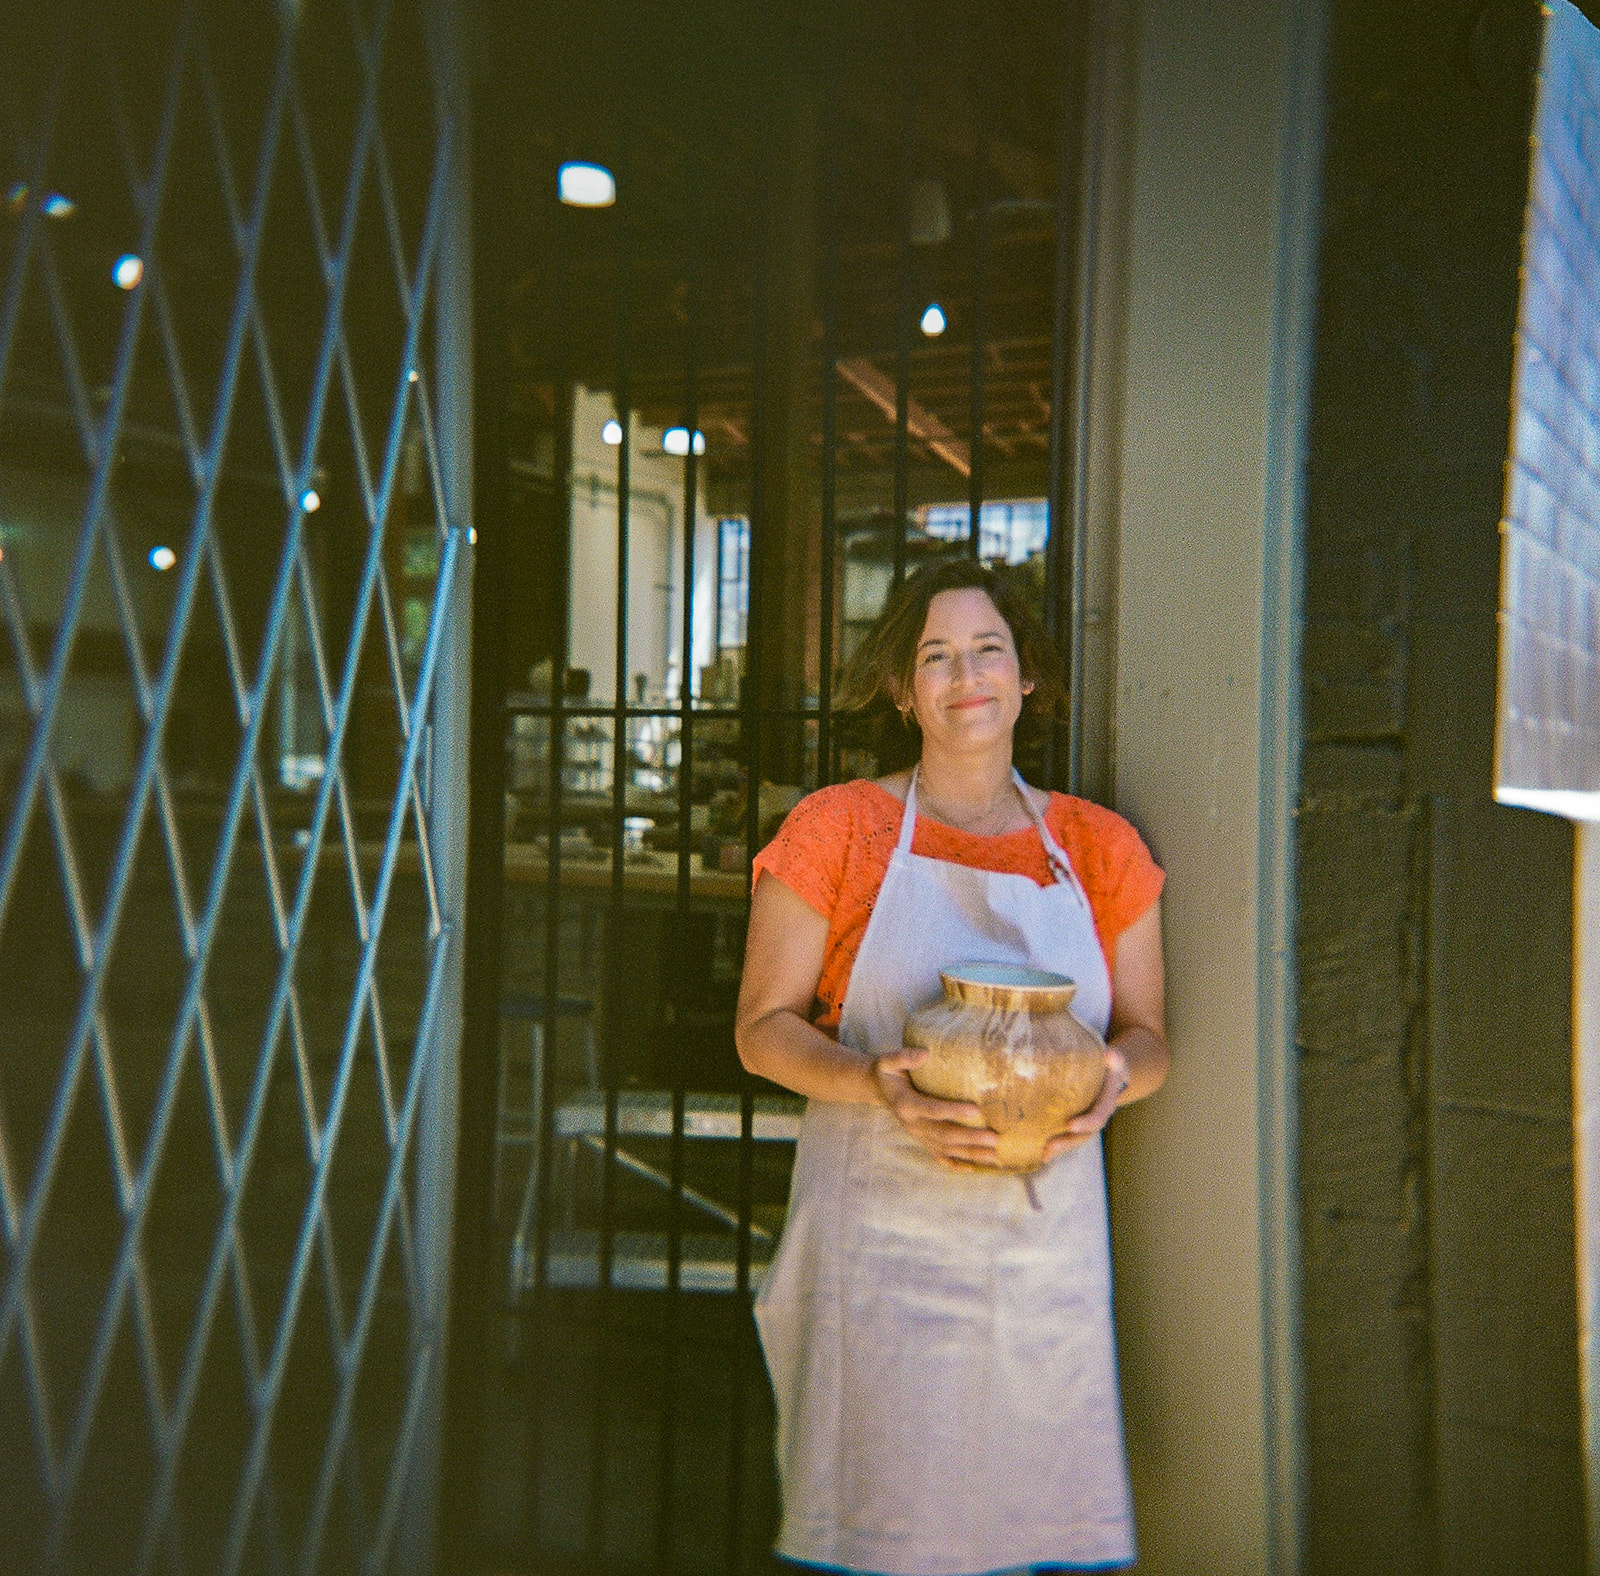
top-left (835, 356), bottom-right (971, 479)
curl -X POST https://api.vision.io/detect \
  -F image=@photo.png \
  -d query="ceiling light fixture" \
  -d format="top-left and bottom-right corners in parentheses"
top-left (602, 419), bottom-right (623, 445)
top-left (558, 161), bottom-right (616, 208)
top-left (112, 254), bottom-right (143, 290)
top-left (920, 303), bottom-right (947, 337)
top-left (662, 427), bottom-right (705, 456)
top-left (41, 193), bottom-right (75, 219)
top-left (149, 545), bottom-right (176, 572)
top-left (300, 488), bottom-right (321, 513)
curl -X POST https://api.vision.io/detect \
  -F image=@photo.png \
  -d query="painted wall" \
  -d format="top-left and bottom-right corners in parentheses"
top-left (1106, 0), bottom-right (1319, 1569)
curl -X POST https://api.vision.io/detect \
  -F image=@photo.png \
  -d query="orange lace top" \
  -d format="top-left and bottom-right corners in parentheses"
top-left (752, 779), bottom-right (1164, 1031)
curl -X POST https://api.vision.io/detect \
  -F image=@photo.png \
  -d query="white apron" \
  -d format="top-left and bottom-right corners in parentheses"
top-left (754, 769), bottom-right (1135, 1576)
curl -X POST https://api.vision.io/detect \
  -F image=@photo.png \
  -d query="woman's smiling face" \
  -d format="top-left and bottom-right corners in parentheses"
top-left (905, 587), bottom-right (1033, 752)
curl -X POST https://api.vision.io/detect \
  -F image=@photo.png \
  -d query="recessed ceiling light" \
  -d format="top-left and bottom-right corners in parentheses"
top-left (920, 303), bottom-right (947, 337)
top-left (602, 419), bottom-right (623, 446)
top-left (112, 254), bottom-right (143, 290)
top-left (663, 427), bottom-right (705, 456)
top-left (149, 545), bottom-right (176, 572)
top-left (558, 162), bottom-right (616, 208)
top-left (41, 193), bottom-right (74, 219)
top-left (300, 488), bottom-right (321, 513)
top-left (4, 182), bottom-right (28, 215)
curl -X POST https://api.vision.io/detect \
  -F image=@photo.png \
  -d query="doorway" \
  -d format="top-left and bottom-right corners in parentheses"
top-left (452, 3), bottom-right (1097, 1568)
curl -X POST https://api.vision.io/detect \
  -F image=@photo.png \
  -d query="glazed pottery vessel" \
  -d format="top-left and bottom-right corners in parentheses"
top-left (903, 962), bottom-right (1107, 1173)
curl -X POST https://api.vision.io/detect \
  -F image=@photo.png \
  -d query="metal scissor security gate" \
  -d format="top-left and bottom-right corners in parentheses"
top-left (0, 2), bottom-right (470, 1572)
top-left (456, 1), bottom-right (1102, 1570)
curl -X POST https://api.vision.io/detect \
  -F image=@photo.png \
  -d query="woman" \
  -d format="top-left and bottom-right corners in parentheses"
top-left (735, 558), bottom-right (1168, 1576)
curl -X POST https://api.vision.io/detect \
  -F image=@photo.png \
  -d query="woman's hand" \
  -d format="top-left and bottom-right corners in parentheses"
top-left (1040, 1044), bottom-right (1131, 1164)
top-left (1037, 900), bottom-right (1171, 1165)
top-left (871, 1048), bottom-right (1001, 1170)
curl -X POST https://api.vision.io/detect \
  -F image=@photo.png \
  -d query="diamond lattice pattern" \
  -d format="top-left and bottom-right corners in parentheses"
top-left (0, 1), bottom-right (466, 1570)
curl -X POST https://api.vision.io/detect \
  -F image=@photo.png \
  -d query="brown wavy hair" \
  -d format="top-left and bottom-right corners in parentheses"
top-left (835, 558), bottom-right (1067, 769)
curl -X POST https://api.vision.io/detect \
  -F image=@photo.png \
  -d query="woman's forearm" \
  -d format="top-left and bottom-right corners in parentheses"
top-left (1108, 1023), bottom-right (1169, 1106)
top-left (735, 1007), bottom-right (885, 1106)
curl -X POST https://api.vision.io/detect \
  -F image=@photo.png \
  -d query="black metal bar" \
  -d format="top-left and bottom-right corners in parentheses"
top-left (585, 1083), bottom-right (620, 1565)
top-left (731, 35), bottom-right (775, 1568)
top-left (967, 5), bottom-right (990, 560)
top-left (523, 213), bottom-right (577, 1562)
top-left (612, 208), bottom-right (634, 899)
top-left (734, 1090), bottom-right (756, 1302)
top-left (438, 48), bottom-right (510, 1576)
top-left (1065, 7), bottom-right (1107, 797)
top-left (725, 1085), bottom-right (756, 1575)
top-left (533, 376), bottom-right (573, 1299)
top-left (744, 23), bottom-right (771, 954)
top-left (818, 32), bottom-right (841, 786)
top-left (528, 515), bottom-right (571, 1564)
top-left (892, 0), bottom-right (914, 592)
top-left (1044, 0), bottom-right (1090, 792)
top-left (674, 264), bottom-right (701, 936)
top-left (657, 131), bottom-right (703, 1573)
top-left (586, 112), bottom-right (636, 1573)
top-left (713, 513), bottom-right (726, 656)
top-left (667, 1092), bottom-right (689, 1301)
top-left (658, 1083), bottom-right (688, 1554)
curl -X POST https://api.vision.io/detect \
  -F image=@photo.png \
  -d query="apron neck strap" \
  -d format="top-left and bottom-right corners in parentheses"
top-left (901, 766), bottom-right (1078, 889)
top-left (1010, 768), bottom-right (1079, 888)
top-left (898, 767), bottom-right (924, 853)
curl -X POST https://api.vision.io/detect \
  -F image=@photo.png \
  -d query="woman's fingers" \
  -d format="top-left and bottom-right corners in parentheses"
top-left (873, 1054), bottom-right (998, 1163)
top-left (872, 1046), bottom-right (928, 1076)
top-left (875, 1051), bottom-right (986, 1124)
top-left (936, 1154), bottom-right (998, 1173)
top-left (893, 1091), bottom-right (994, 1141)
top-left (1040, 1131), bottom-right (1089, 1163)
top-left (923, 1115), bottom-right (998, 1152)
top-left (899, 1085), bottom-right (988, 1128)
top-left (1057, 1047), bottom-right (1132, 1142)
top-left (928, 1126), bottom-right (998, 1164)
top-left (877, 1040), bottom-right (1138, 1167)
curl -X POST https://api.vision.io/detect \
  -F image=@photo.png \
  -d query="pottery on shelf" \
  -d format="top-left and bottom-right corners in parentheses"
top-left (903, 962), bottom-right (1108, 1174)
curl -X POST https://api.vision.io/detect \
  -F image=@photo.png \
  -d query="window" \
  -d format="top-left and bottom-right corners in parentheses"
top-left (921, 498), bottom-right (1048, 565)
top-left (716, 515), bottom-right (750, 649)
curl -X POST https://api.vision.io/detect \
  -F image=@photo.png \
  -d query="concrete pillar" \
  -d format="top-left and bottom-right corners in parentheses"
top-left (1106, 0), bottom-right (1324, 1569)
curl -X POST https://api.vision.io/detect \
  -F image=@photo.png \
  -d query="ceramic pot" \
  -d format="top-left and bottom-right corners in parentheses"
top-left (903, 962), bottom-right (1107, 1174)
